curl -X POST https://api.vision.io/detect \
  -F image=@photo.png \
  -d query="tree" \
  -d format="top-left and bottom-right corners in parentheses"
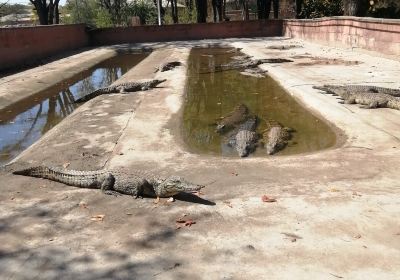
top-left (368, 0), bottom-right (400, 18)
top-left (343, 0), bottom-right (368, 16)
top-left (212, 0), bottom-right (223, 22)
top-left (299, 0), bottom-right (343, 18)
top-left (196, 0), bottom-right (207, 22)
top-left (29, 0), bottom-right (61, 25)
top-left (98, 0), bottom-right (126, 25)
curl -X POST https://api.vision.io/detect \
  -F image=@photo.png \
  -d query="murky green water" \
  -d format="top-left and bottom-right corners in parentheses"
top-left (0, 53), bottom-right (148, 166)
top-left (183, 48), bottom-right (336, 157)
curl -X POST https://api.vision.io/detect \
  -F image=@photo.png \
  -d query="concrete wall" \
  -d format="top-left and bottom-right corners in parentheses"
top-left (0, 24), bottom-right (89, 71)
top-left (89, 20), bottom-right (283, 45)
top-left (284, 16), bottom-right (400, 56)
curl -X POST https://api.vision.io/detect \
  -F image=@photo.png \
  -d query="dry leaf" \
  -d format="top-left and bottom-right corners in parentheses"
top-left (126, 213), bottom-right (133, 216)
top-left (330, 188), bottom-right (340, 192)
top-left (91, 214), bottom-right (105, 221)
top-left (79, 201), bottom-right (88, 209)
top-left (223, 201), bottom-right (233, 208)
top-left (262, 195), bottom-right (277, 203)
top-left (63, 162), bottom-right (70, 169)
top-left (354, 234), bottom-right (361, 239)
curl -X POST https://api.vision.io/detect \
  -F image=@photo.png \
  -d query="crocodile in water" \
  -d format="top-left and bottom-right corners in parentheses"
top-left (75, 79), bottom-right (166, 103)
top-left (203, 58), bottom-right (293, 74)
top-left (226, 116), bottom-right (258, 157)
top-left (262, 120), bottom-right (293, 155)
top-left (216, 103), bottom-right (250, 133)
top-left (155, 61), bottom-right (182, 72)
top-left (13, 166), bottom-right (204, 203)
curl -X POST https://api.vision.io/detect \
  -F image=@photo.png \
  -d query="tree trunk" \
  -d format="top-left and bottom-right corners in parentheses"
top-left (196, 0), bottom-right (207, 23)
top-left (242, 0), bottom-right (249, 20)
top-left (30, 0), bottom-right (60, 25)
top-left (343, 0), bottom-right (368, 16)
top-left (171, 0), bottom-right (178, 23)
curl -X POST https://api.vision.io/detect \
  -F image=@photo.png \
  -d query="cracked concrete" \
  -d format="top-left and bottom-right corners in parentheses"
top-left (1, 38), bottom-right (400, 279)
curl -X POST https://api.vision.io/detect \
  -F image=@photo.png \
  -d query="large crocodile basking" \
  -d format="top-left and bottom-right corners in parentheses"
top-left (262, 120), bottom-right (293, 155)
top-left (314, 85), bottom-right (400, 110)
top-left (216, 103), bottom-right (250, 133)
top-left (314, 84), bottom-right (400, 97)
top-left (75, 79), bottom-right (166, 103)
top-left (226, 116), bottom-right (258, 157)
top-left (13, 166), bottom-right (204, 203)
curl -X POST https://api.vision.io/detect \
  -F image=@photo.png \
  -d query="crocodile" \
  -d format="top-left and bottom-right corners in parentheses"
top-left (216, 103), bottom-right (250, 133)
top-left (262, 120), bottom-right (293, 155)
top-left (313, 84), bottom-right (400, 97)
top-left (226, 116), bottom-right (258, 157)
top-left (75, 79), bottom-right (166, 103)
top-left (154, 61), bottom-right (182, 72)
top-left (13, 166), bottom-right (204, 203)
top-left (315, 86), bottom-right (400, 110)
top-left (204, 58), bottom-right (293, 74)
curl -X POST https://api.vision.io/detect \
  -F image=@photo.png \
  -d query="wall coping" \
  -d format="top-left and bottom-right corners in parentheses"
top-left (284, 16), bottom-right (400, 25)
top-left (0, 23), bottom-right (86, 30)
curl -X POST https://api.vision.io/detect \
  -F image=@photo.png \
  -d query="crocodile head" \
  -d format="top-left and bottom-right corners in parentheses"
top-left (236, 139), bottom-right (256, 157)
top-left (158, 176), bottom-right (205, 196)
top-left (151, 79), bottom-right (167, 87)
top-left (265, 142), bottom-right (277, 155)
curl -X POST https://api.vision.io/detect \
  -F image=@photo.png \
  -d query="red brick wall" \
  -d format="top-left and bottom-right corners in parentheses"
top-left (90, 20), bottom-right (283, 45)
top-left (0, 24), bottom-right (89, 71)
top-left (283, 16), bottom-right (400, 56)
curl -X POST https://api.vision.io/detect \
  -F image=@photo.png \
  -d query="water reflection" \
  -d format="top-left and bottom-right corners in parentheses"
top-left (0, 53), bottom-right (147, 165)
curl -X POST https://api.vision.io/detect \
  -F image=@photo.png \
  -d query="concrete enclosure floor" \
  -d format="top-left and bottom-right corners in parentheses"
top-left (0, 38), bottom-right (400, 279)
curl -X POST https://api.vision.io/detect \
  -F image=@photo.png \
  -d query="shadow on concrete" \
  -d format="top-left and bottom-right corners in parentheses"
top-left (174, 192), bottom-right (216, 205)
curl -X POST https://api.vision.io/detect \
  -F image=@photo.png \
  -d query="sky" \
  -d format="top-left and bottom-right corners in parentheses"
top-left (6, 0), bottom-right (67, 5)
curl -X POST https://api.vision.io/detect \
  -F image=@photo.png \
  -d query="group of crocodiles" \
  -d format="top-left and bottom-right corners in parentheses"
top-left (314, 84), bottom-right (400, 110)
top-left (215, 104), bottom-right (294, 157)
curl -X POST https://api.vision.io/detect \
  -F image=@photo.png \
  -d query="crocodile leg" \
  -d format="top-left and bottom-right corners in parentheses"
top-left (100, 173), bottom-right (120, 196)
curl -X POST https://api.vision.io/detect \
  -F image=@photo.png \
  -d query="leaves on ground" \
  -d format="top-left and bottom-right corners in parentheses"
top-left (176, 214), bottom-right (196, 229)
top-left (262, 195), bottom-right (277, 203)
top-left (79, 201), bottom-right (88, 209)
top-left (90, 214), bottom-right (105, 221)
top-left (223, 201), bottom-right (233, 208)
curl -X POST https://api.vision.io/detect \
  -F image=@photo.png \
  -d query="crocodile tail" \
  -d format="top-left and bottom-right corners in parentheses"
top-left (13, 166), bottom-right (50, 177)
top-left (13, 166), bottom-right (103, 188)
top-left (75, 88), bottom-right (104, 103)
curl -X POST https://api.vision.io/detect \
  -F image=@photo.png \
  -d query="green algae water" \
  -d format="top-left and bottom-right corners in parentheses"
top-left (183, 48), bottom-right (336, 157)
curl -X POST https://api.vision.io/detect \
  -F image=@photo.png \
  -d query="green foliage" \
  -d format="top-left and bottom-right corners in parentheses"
top-left (124, 0), bottom-right (157, 25)
top-left (368, 0), bottom-right (400, 18)
top-left (95, 8), bottom-right (114, 27)
top-left (299, 0), bottom-right (344, 18)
